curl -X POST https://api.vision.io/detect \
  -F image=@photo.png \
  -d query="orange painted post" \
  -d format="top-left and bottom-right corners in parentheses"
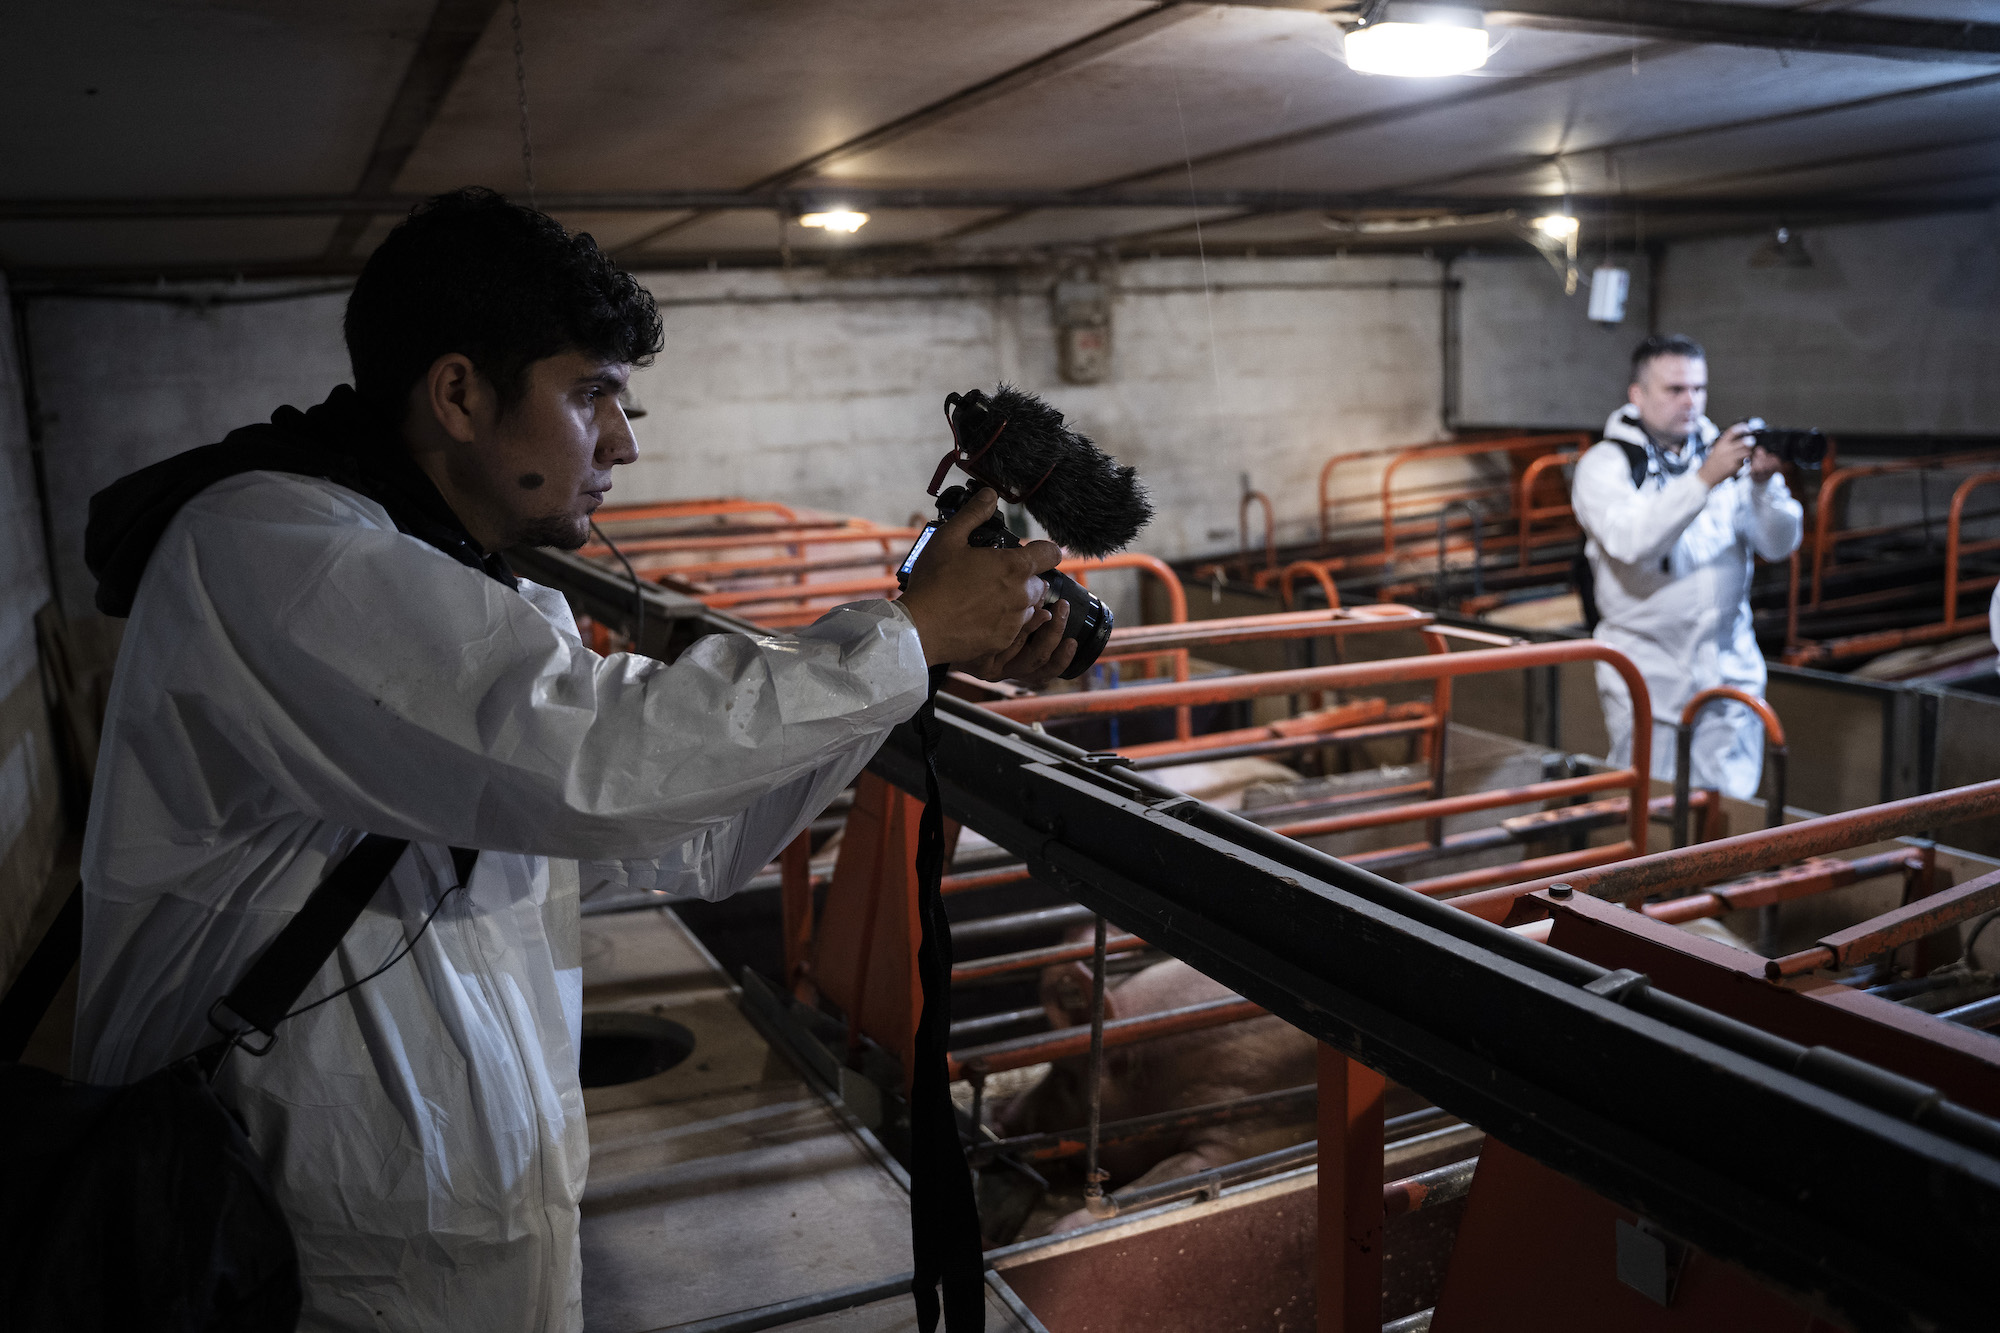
top-left (780, 830), bottom-right (815, 1000)
top-left (1317, 1045), bottom-right (1385, 1333)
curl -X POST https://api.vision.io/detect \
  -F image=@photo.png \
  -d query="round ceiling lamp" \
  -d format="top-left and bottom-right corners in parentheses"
top-left (1345, 3), bottom-right (1490, 77)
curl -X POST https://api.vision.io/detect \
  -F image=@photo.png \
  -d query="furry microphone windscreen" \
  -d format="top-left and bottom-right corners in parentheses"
top-left (957, 385), bottom-right (1153, 557)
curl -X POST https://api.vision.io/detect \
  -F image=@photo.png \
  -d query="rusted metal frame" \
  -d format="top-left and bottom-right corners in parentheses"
top-left (632, 549), bottom-right (903, 586)
top-left (1380, 1155), bottom-right (1478, 1222)
top-left (986, 638), bottom-right (1652, 853)
top-left (942, 865), bottom-right (1036, 896)
top-left (580, 523), bottom-right (913, 559)
top-left (1460, 778), bottom-right (2000, 925)
top-left (1409, 841), bottom-right (1638, 900)
top-left (1320, 439), bottom-right (1449, 545)
top-left (1068, 553), bottom-right (1193, 739)
top-left (1809, 449), bottom-right (2000, 607)
top-left (1124, 718), bottom-right (1439, 770)
top-left (1378, 435), bottom-right (1590, 559)
top-left (1672, 686), bottom-right (1789, 848)
top-left (948, 995), bottom-right (1265, 1079)
top-left (1785, 608), bottom-right (2000, 668)
top-left (1319, 1046), bottom-right (1385, 1333)
top-left (1105, 604), bottom-right (1433, 653)
top-left (877, 695), bottom-right (2000, 1330)
top-left (1944, 470), bottom-right (2000, 630)
top-left (1119, 697), bottom-right (1392, 761)
top-left (1340, 791), bottom-right (1700, 878)
top-left (594, 497), bottom-right (800, 525)
top-left (1271, 770), bottom-right (1634, 841)
top-left (1435, 499), bottom-right (1487, 605)
top-left (1280, 560), bottom-right (1343, 611)
top-left (780, 831), bottom-right (816, 999)
top-left (950, 930), bottom-right (1146, 984)
top-left (701, 574), bottom-right (902, 609)
top-left (967, 1083), bottom-right (1320, 1167)
top-left (1639, 851), bottom-right (1921, 926)
top-left (1768, 866), bottom-right (2000, 979)
top-left (1515, 450), bottom-right (1580, 569)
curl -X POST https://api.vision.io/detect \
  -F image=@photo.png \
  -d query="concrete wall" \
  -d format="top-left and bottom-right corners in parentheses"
top-left (1658, 208), bottom-right (2000, 436)
top-left (0, 280), bottom-right (72, 992)
top-left (1456, 252), bottom-right (1653, 431)
top-left (23, 258), bottom-right (1450, 628)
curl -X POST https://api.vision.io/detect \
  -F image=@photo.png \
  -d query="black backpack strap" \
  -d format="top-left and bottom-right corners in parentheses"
top-left (207, 834), bottom-right (413, 1050)
top-left (1615, 440), bottom-right (1650, 490)
top-left (0, 883), bottom-right (84, 1063)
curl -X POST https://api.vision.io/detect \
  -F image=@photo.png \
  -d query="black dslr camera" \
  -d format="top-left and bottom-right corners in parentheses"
top-left (1743, 418), bottom-right (1828, 469)
top-left (895, 484), bottom-right (1114, 680)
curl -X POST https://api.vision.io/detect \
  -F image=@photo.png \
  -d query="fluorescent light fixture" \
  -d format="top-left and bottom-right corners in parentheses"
top-left (1345, 4), bottom-right (1489, 77)
top-left (797, 209), bottom-right (869, 234)
top-left (1532, 214), bottom-right (1580, 238)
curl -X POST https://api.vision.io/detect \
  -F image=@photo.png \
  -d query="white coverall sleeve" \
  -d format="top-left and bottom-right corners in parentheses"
top-left (1737, 473), bottom-right (1805, 561)
top-left (1570, 442), bottom-right (1711, 567)
top-left (139, 474), bottom-right (931, 867)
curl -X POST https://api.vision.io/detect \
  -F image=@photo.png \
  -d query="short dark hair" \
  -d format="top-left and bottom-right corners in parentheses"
top-left (344, 187), bottom-right (663, 417)
top-left (1630, 333), bottom-right (1705, 384)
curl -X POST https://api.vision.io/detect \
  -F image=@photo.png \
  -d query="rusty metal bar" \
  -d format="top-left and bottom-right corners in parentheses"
top-left (1516, 450), bottom-right (1580, 569)
top-left (1640, 851), bottom-right (1920, 925)
top-left (1242, 488), bottom-right (1277, 577)
top-left (1104, 605), bottom-right (1433, 653)
top-left (1944, 470), bottom-right (2000, 630)
top-left (988, 639), bottom-right (1653, 854)
top-left (1381, 1156), bottom-right (1478, 1222)
top-left (1270, 770), bottom-right (1634, 840)
top-left (966, 1083), bottom-right (1320, 1167)
top-left (950, 931), bottom-right (1146, 984)
top-left (593, 497), bottom-right (800, 524)
top-left (1124, 718), bottom-right (1439, 770)
top-left (1280, 560), bottom-right (1343, 611)
top-left (1453, 779), bottom-right (2000, 923)
top-left (949, 995), bottom-right (1265, 1079)
top-left (1673, 686), bottom-right (1789, 848)
top-left (1767, 866), bottom-right (2000, 978)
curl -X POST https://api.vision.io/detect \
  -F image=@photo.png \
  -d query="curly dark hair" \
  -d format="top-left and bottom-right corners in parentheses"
top-left (344, 187), bottom-right (663, 418)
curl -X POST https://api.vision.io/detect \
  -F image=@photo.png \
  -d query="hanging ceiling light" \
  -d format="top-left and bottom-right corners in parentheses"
top-left (797, 209), bottom-right (869, 234)
top-left (1531, 214), bottom-right (1579, 239)
top-left (1345, 3), bottom-right (1490, 78)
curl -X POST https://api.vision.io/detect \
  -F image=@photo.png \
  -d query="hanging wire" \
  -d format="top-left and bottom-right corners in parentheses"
top-left (591, 521), bottom-right (648, 653)
top-left (510, 0), bottom-right (538, 207)
top-left (280, 879), bottom-right (468, 1024)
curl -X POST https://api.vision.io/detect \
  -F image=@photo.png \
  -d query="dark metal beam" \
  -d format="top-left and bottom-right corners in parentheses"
top-left (871, 694), bottom-right (2000, 1333)
top-left (607, 1), bottom-right (1206, 257)
top-left (10, 185), bottom-right (1994, 221)
top-left (1478, 0), bottom-right (2000, 64)
top-left (1377, 68), bottom-right (2000, 198)
top-left (320, 0), bottom-right (503, 262)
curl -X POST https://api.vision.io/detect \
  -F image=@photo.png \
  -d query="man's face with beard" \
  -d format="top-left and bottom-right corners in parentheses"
top-left (419, 349), bottom-right (638, 552)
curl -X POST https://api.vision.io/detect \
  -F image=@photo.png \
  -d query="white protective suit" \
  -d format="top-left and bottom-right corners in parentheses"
top-left (1572, 404), bottom-right (1803, 799)
top-left (74, 471), bottom-right (930, 1332)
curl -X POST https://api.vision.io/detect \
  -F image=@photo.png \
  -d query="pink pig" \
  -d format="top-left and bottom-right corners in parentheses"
top-left (992, 951), bottom-right (1318, 1201)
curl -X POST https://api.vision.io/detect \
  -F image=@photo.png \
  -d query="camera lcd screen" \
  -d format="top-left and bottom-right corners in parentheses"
top-left (896, 522), bottom-right (940, 586)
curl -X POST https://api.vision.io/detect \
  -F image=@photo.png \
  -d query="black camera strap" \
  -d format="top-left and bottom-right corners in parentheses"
top-left (908, 663), bottom-right (985, 1333)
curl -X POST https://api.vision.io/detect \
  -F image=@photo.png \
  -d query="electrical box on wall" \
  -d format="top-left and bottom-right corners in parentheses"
top-left (1588, 267), bottom-right (1630, 324)
top-left (1053, 275), bottom-right (1111, 384)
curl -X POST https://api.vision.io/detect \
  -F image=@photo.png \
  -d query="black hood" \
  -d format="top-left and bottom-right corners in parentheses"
top-left (86, 385), bottom-right (515, 617)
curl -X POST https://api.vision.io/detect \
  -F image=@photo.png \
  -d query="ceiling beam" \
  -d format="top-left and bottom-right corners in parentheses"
top-left (607, 1), bottom-right (1207, 257)
top-left (10, 185), bottom-right (1991, 221)
top-left (1475, 0), bottom-right (2000, 65)
top-left (320, 0), bottom-right (504, 262)
top-left (1373, 67), bottom-right (2000, 197)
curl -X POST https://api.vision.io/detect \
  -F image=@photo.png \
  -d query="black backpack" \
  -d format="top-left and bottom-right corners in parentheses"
top-left (0, 834), bottom-right (452, 1331)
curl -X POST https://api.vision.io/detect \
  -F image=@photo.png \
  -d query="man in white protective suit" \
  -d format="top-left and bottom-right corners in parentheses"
top-left (73, 189), bottom-right (1078, 1332)
top-left (1571, 333), bottom-right (1804, 801)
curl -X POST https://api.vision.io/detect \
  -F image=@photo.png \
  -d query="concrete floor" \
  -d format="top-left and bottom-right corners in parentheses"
top-left (579, 905), bottom-right (1032, 1332)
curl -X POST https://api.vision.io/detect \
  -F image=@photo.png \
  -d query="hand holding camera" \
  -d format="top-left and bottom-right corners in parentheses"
top-left (896, 486), bottom-right (1067, 672)
top-left (1700, 418), bottom-right (1827, 487)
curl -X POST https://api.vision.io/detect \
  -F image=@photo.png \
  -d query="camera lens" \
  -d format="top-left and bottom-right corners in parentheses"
top-left (1044, 569), bottom-right (1114, 680)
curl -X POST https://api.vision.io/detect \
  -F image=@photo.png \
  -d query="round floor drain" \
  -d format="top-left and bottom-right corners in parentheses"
top-left (579, 1012), bottom-right (696, 1088)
